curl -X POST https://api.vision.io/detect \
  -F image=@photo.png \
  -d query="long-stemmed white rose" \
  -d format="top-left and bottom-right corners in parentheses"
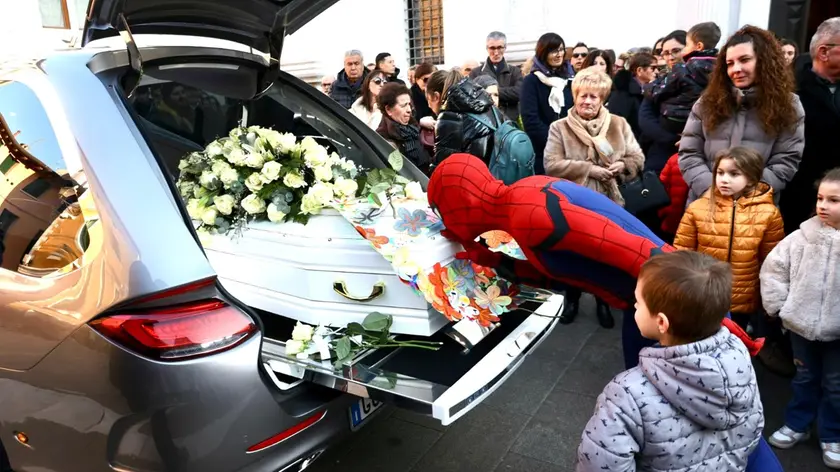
top-left (240, 194), bottom-right (267, 215)
top-left (201, 206), bottom-right (219, 226)
top-left (308, 182), bottom-right (335, 206)
top-left (333, 177), bottom-right (359, 198)
top-left (186, 198), bottom-right (205, 220)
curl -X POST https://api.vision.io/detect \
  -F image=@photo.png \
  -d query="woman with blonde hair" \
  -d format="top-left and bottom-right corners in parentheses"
top-left (543, 66), bottom-right (645, 327)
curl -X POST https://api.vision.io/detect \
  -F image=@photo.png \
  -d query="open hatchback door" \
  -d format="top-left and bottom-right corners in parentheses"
top-left (90, 0), bottom-right (565, 427)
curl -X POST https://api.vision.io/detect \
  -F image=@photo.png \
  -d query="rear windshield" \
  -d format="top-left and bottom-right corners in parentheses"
top-left (124, 66), bottom-right (386, 181)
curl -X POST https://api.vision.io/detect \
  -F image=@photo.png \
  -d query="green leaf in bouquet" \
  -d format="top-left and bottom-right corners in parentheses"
top-left (369, 193), bottom-right (383, 207)
top-left (395, 175), bottom-right (411, 185)
top-left (387, 150), bottom-right (404, 171)
top-left (366, 169), bottom-right (381, 187)
top-left (362, 312), bottom-right (391, 332)
top-left (354, 175), bottom-right (368, 197)
top-left (380, 168), bottom-right (397, 183)
top-left (369, 182), bottom-right (391, 195)
top-left (335, 336), bottom-right (352, 360)
top-left (345, 322), bottom-right (366, 336)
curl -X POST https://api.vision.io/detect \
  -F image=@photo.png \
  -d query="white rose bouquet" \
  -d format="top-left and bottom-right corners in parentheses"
top-left (175, 126), bottom-right (364, 235)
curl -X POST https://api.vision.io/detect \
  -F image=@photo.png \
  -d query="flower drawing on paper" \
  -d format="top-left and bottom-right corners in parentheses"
top-left (474, 285), bottom-right (513, 316)
top-left (481, 230), bottom-right (514, 249)
top-left (354, 226), bottom-right (389, 249)
top-left (450, 259), bottom-right (476, 285)
top-left (393, 208), bottom-right (432, 237)
top-left (351, 207), bottom-right (385, 225)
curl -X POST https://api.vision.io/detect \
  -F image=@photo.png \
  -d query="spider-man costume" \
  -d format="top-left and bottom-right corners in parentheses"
top-left (428, 154), bottom-right (763, 355)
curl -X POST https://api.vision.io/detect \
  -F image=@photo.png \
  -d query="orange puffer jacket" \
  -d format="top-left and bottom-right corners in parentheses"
top-left (674, 183), bottom-right (785, 313)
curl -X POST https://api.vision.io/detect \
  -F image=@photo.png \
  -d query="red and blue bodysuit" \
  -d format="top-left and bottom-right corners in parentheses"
top-left (427, 154), bottom-right (762, 355)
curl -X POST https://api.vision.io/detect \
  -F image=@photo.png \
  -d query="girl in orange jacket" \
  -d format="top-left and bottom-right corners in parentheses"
top-left (674, 146), bottom-right (786, 326)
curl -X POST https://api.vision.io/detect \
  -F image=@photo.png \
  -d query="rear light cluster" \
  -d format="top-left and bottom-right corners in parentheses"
top-left (90, 282), bottom-right (257, 360)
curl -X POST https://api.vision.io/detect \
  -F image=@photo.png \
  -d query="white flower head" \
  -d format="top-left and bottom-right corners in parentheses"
top-left (211, 159), bottom-right (232, 176)
top-left (291, 322), bottom-right (314, 341)
top-left (313, 164), bottom-right (333, 182)
top-left (201, 206), bottom-right (219, 226)
top-left (226, 147), bottom-right (247, 166)
top-left (308, 182), bottom-right (334, 206)
top-left (404, 181), bottom-right (425, 200)
top-left (300, 193), bottom-right (322, 215)
top-left (276, 132), bottom-right (298, 154)
top-left (267, 202), bottom-right (287, 223)
top-left (283, 171), bottom-right (307, 189)
top-left (213, 194), bottom-right (235, 215)
top-left (186, 198), bottom-right (205, 220)
top-left (285, 339), bottom-right (305, 356)
top-left (341, 159), bottom-right (357, 173)
top-left (205, 142), bottom-right (224, 157)
top-left (260, 161), bottom-right (283, 183)
top-left (245, 173), bottom-right (265, 193)
top-left (244, 150), bottom-right (265, 169)
top-left (219, 167), bottom-right (240, 186)
top-left (240, 194), bottom-right (267, 215)
top-left (198, 171), bottom-right (219, 190)
top-left (333, 177), bottom-right (359, 197)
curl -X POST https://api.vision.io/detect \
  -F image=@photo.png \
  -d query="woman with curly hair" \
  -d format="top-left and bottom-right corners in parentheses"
top-left (678, 26), bottom-right (805, 204)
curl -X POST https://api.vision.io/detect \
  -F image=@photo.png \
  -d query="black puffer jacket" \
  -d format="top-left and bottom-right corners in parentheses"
top-left (434, 79), bottom-right (495, 165)
top-left (647, 49), bottom-right (718, 121)
top-left (606, 69), bottom-right (644, 142)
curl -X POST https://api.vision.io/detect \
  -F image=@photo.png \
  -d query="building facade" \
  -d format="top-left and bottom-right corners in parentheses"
top-left (1, 0), bottom-right (836, 84)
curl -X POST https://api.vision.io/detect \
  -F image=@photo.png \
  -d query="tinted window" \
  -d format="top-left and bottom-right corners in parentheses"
top-left (0, 81), bottom-right (97, 277)
top-left (128, 74), bottom-right (383, 178)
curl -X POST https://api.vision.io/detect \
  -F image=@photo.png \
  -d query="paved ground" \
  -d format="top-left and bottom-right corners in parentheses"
top-left (309, 296), bottom-right (824, 472)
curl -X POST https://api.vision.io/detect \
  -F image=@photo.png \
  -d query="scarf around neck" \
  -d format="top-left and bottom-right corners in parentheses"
top-left (531, 57), bottom-right (568, 113)
top-left (566, 106), bottom-right (614, 162)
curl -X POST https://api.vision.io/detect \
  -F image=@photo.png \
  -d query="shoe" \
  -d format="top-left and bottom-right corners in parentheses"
top-left (768, 425), bottom-right (810, 449)
top-left (758, 342), bottom-right (796, 378)
top-left (596, 300), bottom-right (615, 329)
top-left (823, 443), bottom-right (840, 469)
top-left (559, 300), bottom-right (579, 325)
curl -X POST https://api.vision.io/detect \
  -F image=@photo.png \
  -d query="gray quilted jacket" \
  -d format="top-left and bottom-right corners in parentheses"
top-left (760, 216), bottom-right (840, 342)
top-left (678, 91), bottom-right (805, 204)
top-left (576, 328), bottom-right (764, 472)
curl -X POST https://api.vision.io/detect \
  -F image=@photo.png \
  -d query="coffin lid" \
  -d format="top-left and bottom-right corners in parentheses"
top-left (81, 0), bottom-right (339, 58)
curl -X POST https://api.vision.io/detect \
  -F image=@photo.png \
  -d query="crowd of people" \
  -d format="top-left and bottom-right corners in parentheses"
top-left (319, 17), bottom-right (840, 471)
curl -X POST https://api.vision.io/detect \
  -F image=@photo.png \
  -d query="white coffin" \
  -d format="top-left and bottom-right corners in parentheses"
top-left (203, 209), bottom-right (462, 336)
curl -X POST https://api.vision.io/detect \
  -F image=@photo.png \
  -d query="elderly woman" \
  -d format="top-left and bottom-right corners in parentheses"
top-left (543, 66), bottom-right (645, 329)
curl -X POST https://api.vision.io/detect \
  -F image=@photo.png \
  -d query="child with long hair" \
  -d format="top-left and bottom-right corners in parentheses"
top-left (673, 146), bottom-right (785, 328)
top-left (761, 168), bottom-right (840, 469)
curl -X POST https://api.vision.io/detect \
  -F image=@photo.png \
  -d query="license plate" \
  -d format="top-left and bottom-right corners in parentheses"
top-left (349, 398), bottom-right (383, 429)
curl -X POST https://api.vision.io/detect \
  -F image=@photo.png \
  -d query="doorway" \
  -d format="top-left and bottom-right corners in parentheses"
top-left (769, 0), bottom-right (840, 52)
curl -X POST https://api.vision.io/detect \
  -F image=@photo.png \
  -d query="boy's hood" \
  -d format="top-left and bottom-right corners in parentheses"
top-left (639, 328), bottom-right (758, 430)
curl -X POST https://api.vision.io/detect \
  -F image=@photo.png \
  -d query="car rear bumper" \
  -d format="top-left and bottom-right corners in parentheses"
top-left (0, 325), bottom-right (355, 472)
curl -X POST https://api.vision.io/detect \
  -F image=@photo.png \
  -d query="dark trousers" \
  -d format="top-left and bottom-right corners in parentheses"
top-left (784, 333), bottom-right (840, 442)
top-left (622, 307), bottom-right (656, 369)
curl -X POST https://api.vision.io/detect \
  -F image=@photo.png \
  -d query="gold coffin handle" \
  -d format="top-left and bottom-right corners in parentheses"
top-left (333, 280), bottom-right (385, 303)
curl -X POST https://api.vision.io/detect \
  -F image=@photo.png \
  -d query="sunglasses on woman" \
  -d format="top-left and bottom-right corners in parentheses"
top-left (372, 77), bottom-right (386, 85)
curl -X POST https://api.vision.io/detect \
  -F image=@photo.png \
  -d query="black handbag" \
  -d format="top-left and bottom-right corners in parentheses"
top-left (619, 170), bottom-right (670, 215)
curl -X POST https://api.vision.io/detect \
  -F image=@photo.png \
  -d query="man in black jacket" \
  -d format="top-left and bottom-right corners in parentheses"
top-left (469, 31), bottom-right (522, 122)
top-left (375, 52), bottom-right (405, 85)
top-left (607, 52), bottom-right (656, 143)
top-left (329, 49), bottom-right (369, 109)
top-left (780, 18), bottom-right (840, 234)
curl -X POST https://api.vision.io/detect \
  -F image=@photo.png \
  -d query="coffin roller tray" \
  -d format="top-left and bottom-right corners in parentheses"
top-left (202, 209), bottom-right (461, 336)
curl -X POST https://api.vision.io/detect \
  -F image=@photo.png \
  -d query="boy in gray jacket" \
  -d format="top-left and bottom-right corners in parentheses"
top-left (577, 251), bottom-right (764, 471)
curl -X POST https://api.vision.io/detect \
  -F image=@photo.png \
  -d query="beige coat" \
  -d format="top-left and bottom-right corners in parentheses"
top-left (543, 109), bottom-right (644, 205)
top-left (350, 97), bottom-right (382, 130)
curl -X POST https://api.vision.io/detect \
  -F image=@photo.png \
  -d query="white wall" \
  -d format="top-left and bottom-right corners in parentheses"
top-left (0, 0), bottom-right (86, 59)
top-left (280, 0), bottom-right (410, 84)
top-left (441, 0), bottom-right (771, 66)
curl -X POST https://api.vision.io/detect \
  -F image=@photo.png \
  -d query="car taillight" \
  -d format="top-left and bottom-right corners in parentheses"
top-left (91, 299), bottom-right (257, 360)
